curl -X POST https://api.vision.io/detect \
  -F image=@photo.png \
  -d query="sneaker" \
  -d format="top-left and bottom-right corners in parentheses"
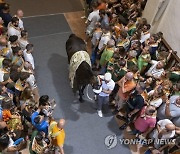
top-left (97, 110), bottom-right (103, 117)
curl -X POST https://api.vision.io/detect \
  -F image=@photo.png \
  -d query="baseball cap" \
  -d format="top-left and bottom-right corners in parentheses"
top-left (104, 72), bottom-right (112, 81)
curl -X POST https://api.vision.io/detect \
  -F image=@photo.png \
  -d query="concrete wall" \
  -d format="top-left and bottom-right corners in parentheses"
top-left (143, 0), bottom-right (180, 56)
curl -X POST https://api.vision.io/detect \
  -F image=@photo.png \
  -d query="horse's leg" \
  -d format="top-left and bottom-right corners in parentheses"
top-left (79, 85), bottom-right (86, 102)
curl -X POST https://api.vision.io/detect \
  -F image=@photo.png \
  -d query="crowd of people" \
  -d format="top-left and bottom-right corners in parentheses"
top-left (0, 2), bottom-right (66, 154)
top-left (84, 0), bottom-right (180, 153)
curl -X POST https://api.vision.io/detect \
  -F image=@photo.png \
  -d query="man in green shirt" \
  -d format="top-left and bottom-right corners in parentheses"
top-left (99, 39), bottom-right (115, 74)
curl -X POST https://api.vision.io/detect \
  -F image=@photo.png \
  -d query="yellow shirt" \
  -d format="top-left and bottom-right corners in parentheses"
top-left (49, 121), bottom-right (65, 147)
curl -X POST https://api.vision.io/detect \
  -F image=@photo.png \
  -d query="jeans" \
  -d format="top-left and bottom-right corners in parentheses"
top-left (91, 46), bottom-right (98, 65)
top-left (100, 66), bottom-right (107, 75)
top-left (97, 95), bottom-right (109, 111)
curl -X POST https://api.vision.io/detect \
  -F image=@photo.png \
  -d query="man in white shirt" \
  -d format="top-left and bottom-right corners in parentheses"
top-left (85, 4), bottom-right (100, 41)
top-left (23, 44), bottom-right (35, 70)
top-left (146, 60), bottom-right (165, 79)
top-left (7, 17), bottom-right (21, 38)
top-left (97, 72), bottom-right (115, 117)
top-left (150, 119), bottom-right (175, 149)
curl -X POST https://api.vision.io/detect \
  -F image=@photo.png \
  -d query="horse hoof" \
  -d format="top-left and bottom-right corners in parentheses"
top-left (79, 98), bottom-right (84, 103)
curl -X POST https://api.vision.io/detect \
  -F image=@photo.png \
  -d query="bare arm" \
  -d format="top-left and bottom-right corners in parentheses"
top-left (102, 89), bottom-right (112, 94)
top-left (143, 127), bottom-right (154, 137)
top-left (165, 100), bottom-right (171, 118)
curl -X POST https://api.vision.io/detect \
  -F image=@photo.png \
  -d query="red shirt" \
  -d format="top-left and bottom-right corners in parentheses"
top-left (134, 106), bottom-right (156, 133)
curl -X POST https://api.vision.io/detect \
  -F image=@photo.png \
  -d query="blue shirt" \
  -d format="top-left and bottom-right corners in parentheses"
top-left (31, 111), bottom-right (49, 134)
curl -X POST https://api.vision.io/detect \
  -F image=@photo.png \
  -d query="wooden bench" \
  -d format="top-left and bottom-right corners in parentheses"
top-left (158, 37), bottom-right (180, 69)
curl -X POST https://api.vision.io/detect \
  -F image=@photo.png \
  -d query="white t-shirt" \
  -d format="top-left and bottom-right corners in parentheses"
top-left (98, 32), bottom-right (111, 50)
top-left (99, 75), bottom-right (115, 97)
top-left (86, 10), bottom-right (100, 34)
top-left (23, 49), bottom-right (35, 69)
top-left (140, 32), bottom-right (150, 43)
top-left (14, 15), bottom-right (24, 30)
top-left (26, 74), bottom-right (37, 89)
top-left (7, 25), bottom-right (21, 38)
top-left (18, 38), bottom-right (29, 50)
top-left (152, 119), bottom-right (175, 139)
top-left (146, 60), bottom-right (164, 78)
top-left (150, 98), bottom-right (163, 108)
top-left (91, 31), bottom-right (102, 46)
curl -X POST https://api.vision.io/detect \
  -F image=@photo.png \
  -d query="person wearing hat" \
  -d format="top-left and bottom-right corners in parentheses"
top-left (97, 72), bottom-right (115, 117)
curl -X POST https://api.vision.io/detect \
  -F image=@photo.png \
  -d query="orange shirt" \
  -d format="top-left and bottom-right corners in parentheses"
top-left (118, 79), bottom-right (136, 100)
top-left (2, 110), bottom-right (12, 122)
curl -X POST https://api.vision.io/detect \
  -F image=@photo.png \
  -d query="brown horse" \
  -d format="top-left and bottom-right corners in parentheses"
top-left (66, 34), bottom-right (96, 102)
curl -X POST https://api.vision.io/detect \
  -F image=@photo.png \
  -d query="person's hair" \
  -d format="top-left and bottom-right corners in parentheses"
top-left (1, 27), bottom-right (8, 35)
top-left (139, 82), bottom-right (146, 90)
top-left (10, 65), bottom-right (19, 72)
top-left (2, 58), bottom-right (11, 68)
top-left (35, 132), bottom-right (44, 142)
top-left (9, 35), bottom-right (18, 43)
top-left (12, 46), bottom-right (21, 55)
top-left (148, 108), bottom-right (156, 114)
top-left (26, 43), bottom-right (34, 51)
top-left (156, 31), bottom-right (163, 39)
top-left (130, 65), bottom-right (138, 73)
top-left (120, 30), bottom-right (127, 39)
top-left (2, 3), bottom-right (10, 10)
top-left (39, 95), bottom-right (49, 106)
top-left (11, 17), bottom-right (19, 24)
top-left (134, 31), bottom-right (141, 40)
top-left (118, 46), bottom-right (126, 57)
top-left (20, 87), bottom-right (33, 100)
top-left (21, 30), bottom-right (28, 37)
top-left (141, 18), bottom-right (147, 25)
top-left (147, 105), bottom-right (156, 114)
top-left (34, 116), bottom-right (41, 124)
top-left (19, 72), bottom-right (30, 81)
top-left (1, 97), bottom-right (13, 110)
top-left (119, 58), bottom-right (126, 67)
top-left (146, 24), bottom-right (151, 30)
top-left (0, 133), bottom-right (9, 151)
top-left (151, 34), bottom-right (159, 42)
top-left (99, 9), bottom-right (106, 15)
top-left (10, 71), bottom-right (20, 82)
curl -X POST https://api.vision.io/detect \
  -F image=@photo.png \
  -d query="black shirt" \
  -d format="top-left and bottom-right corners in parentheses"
top-left (128, 92), bottom-right (144, 110)
top-left (0, 11), bottom-right (12, 27)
